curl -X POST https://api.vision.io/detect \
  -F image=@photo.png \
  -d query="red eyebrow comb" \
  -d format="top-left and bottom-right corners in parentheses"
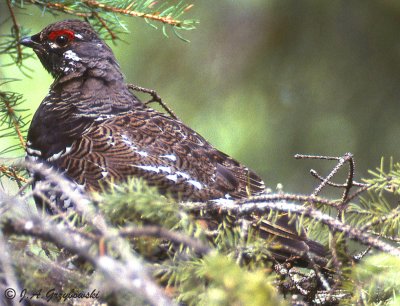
top-left (48, 29), bottom-right (75, 41)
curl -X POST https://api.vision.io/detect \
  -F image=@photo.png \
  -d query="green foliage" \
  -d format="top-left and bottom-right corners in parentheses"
top-left (347, 159), bottom-right (400, 237)
top-left (172, 253), bottom-right (284, 306)
top-left (97, 178), bottom-right (180, 226)
top-left (0, 80), bottom-right (29, 155)
top-left (94, 178), bottom-right (287, 304)
top-left (0, 24), bottom-right (33, 68)
top-left (352, 254), bottom-right (400, 305)
top-left (366, 158), bottom-right (400, 196)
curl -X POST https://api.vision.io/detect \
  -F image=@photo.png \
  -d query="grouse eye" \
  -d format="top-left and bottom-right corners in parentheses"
top-left (48, 29), bottom-right (75, 47)
top-left (55, 35), bottom-right (69, 46)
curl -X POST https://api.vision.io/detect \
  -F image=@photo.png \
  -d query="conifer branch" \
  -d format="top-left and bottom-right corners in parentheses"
top-left (119, 225), bottom-right (211, 255)
top-left (23, 0), bottom-right (197, 29)
top-left (91, 11), bottom-right (118, 40)
top-left (360, 206), bottom-right (400, 232)
top-left (83, 0), bottom-right (185, 26)
top-left (0, 165), bottom-right (28, 183)
top-left (0, 92), bottom-right (26, 149)
top-left (2, 217), bottom-right (175, 306)
top-left (205, 198), bottom-right (400, 257)
top-left (6, 0), bottom-right (23, 65)
top-left (1, 157), bottom-right (399, 305)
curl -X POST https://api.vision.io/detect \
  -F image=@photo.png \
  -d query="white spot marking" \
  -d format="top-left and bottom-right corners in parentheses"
top-left (107, 135), bottom-right (115, 146)
top-left (94, 114), bottom-right (114, 121)
top-left (133, 279), bottom-right (142, 288)
top-left (74, 33), bottom-right (83, 39)
top-left (25, 221), bottom-right (34, 230)
top-left (64, 50), bottom-right (81, 62)
top-left (47, 151), bottom-right (63, 162)
top-left (134, 165), bottom-right (171, 174)
top-left (176, 171), bottom-right (190, 179)
top-left (160, 154), bottom-right (177, 161)
top-left (121, 134), bottom-right (137, 150)
top-left (178, 130), bottom-right (187, 140)
top-left (158, 166), bottom-right (171, 173)
top-left (101, 171), bottom-right (108, 178)
top-left (26, 155), bottom-right (38, 162)
top-left (135, 165), bottom-right (160, 173)
top-left (76, 183), bottom-right (86, 190)
top-left (26, 147), bottom-right (42, 156)
top-left (188, 180), bottom-right (202, 190)
top-left (136, 150), bottom-right (148, 157)
top-left (166, 174), bottom-right (178, 182)
top-left (211, 198), bottom-right (235, 205)
top-left (63, 198), bottom-right (72, 209)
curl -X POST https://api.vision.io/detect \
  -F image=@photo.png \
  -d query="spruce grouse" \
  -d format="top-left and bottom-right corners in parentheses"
top-left (20, 20), bottom-right (327, 265)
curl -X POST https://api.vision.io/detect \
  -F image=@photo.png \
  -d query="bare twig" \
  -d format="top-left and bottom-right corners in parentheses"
top-left (0, 165), bottom-right (28, 183)
top-left (184, 193), bottom-right (342, 211)
top-left (294, 154), bottom-right (342, 161)
top-left (310, 169), bottom-right (366, 188)
top-left (340, 153), bottom-right (355, 205)
top-left (91, 11), bottom-right (117, 40)
top-left (295, 154), bottom-right (351, 197)
top-left (353, 247), bottom-right (371, 261)
top-left (185, 198), bottom-right (400, 257)
top-left (295, 153), bottom-right (372, 214)
top-left (128, 84), bottom-right (179, 120)
top-left (340, 184), bottom-right (371, 207)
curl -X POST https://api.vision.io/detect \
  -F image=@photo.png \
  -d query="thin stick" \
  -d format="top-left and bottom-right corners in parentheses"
top-left (92, 11), bottom-right (117, 40)
top-left (310, 169), bottom-right (366, 188)
top-left (128, 84), bottom-right (179, 120)
top-left (340, 153), bottom-right (355, 206)
top-left (186, 198), bottom-right (400, 257)
top-left (0, 165), bottom-right (28, 183)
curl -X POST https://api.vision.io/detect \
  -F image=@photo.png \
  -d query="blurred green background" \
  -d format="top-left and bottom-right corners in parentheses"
top-left (1, 0), bottom-right (399, 194)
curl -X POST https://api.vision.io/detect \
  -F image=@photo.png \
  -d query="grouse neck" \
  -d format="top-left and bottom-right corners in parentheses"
top-left (50, 62), bottom-right (143, 118)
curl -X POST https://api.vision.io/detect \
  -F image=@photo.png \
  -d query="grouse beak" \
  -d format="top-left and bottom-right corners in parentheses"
top-left (20, 33), bottom-right (41, 49)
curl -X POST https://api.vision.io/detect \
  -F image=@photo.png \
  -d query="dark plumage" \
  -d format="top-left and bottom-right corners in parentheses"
top-left (21, 20), bottom-right (327, 266)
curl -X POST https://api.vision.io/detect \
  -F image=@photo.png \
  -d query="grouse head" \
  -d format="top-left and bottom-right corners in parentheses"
top-left (20, 19), bottom-right (139, 116)
top-left (20, 19), bottom-right (119, 80)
